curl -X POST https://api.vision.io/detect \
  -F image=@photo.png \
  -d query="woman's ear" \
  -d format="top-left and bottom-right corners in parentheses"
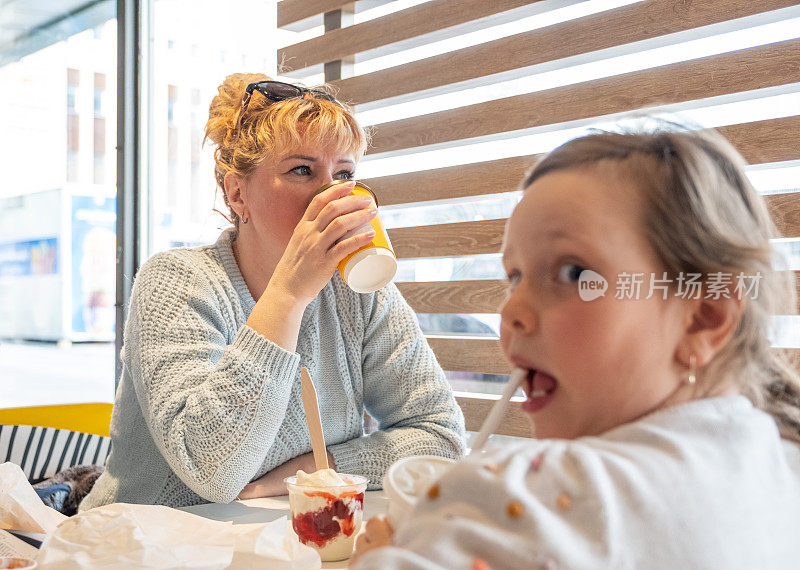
top-left (676, 295), bottom-right (745, 367)
top-left (223, 172), bottom-right (247, 219)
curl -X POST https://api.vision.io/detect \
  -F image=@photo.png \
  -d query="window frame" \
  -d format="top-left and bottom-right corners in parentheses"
top-left (115, 0), bottom-right (148, 386)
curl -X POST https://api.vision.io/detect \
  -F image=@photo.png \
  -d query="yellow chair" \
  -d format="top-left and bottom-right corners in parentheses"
top-left (0, 403), bottom-right (112, 437)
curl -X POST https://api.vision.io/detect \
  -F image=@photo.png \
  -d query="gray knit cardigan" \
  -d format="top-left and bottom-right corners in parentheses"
top-left (81, 229), bottom-right (465, 509)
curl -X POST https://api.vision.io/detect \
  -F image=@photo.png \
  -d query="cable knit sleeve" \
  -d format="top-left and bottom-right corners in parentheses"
top-left (124, 251), bottom-right (300, 503)
top-left (327, 283), bottom-right (466, 487)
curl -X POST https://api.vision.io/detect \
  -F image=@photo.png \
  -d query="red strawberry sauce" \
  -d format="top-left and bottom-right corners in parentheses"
top-left (292, 490), bottom-right (365, 547)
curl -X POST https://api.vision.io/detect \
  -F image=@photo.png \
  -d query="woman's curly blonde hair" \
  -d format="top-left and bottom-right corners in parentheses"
top-left (204, 73), bottom-right (370, 228)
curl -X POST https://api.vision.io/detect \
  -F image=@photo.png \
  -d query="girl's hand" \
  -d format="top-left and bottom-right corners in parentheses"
top-left (268, 181), bottom-right (378, 307)
top-left (352, 515), bottom-right (394, 563)
top-left (237, 451), bottom-right (336, 500)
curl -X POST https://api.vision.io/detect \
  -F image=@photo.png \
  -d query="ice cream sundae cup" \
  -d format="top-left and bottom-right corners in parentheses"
top-left (284, 469), bottom-right (368, 562)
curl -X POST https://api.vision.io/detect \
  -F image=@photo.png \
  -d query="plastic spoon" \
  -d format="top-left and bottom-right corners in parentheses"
top-left (300, 367), bottom-right (329, 471)
top-left (470, 368), bottom-right (526, 453)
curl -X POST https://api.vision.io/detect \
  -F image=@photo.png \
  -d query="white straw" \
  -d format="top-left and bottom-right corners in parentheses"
top-left (470, 368), bottom-right (526, 453)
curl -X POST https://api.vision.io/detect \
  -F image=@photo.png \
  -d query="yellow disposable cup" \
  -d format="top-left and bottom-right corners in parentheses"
top-left (316, 180), bottom-right (397, 293)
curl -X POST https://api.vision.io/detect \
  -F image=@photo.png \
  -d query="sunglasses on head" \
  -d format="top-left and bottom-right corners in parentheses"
top-left (232, 80), bottom-right (342, 141)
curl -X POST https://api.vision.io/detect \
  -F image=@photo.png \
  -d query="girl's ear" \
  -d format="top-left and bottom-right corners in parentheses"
top-left (223, 172), bottom-right (246, 218)
top-left (676, 295), bottom-right (745, 367)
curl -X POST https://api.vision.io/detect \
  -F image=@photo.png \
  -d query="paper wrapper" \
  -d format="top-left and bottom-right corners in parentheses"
top-left (230, 519), bottom-right (320, 569)
top-left (0, 462), bottom-right (67, 534)
top-left (36, 503), bottom-right (321, 569)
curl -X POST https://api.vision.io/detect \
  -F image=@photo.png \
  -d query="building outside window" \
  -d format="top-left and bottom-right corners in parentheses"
top-left (167, 84), bottom-right (179, 208)
top-left (0, 0), bottom-right (285, 406)
top-left (93, 73), bottom-right (106, 184)
top-left (1, 17), bottom-right (118, 405)
top-left (190, 88), bottom-right (203, 224)
top-left (67, 68), bottom-right (80, 183)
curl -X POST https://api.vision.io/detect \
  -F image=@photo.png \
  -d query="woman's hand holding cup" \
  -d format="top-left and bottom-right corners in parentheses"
top-left (267, 180), bottom-right (378, 307)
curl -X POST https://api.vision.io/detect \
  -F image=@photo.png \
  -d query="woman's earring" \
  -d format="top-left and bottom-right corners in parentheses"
top-left (241, 212), bottom-right (249, 224)
top-left (687, 354), bottom-right (697, 385)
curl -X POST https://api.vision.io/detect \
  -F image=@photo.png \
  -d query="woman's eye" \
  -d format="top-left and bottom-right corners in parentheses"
top-left (290, 165), bottom-right (312, 176)
top-left (334, 170), bottom-right (354, 180)
top-left (557, 263), bottom-right (585, 284)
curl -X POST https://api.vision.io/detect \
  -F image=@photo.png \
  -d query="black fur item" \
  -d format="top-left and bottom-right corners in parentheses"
top-left (33, 464), bottom-right (104, 516)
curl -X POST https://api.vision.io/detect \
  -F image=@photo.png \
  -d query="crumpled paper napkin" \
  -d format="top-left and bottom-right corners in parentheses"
top-left (35, 503), bottom-right (321, 569)
top-left (0, 462), bottom-right (320, 569)
top-left (0, 462), bottom-right (67, 534)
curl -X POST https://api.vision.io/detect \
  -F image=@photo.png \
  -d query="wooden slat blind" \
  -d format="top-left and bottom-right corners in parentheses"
top-left (388, 193), bottom-right (799, 260)
top-left (456, 392), bottom-right (532, 437)
top-left (400, 273), bottom-right (800, 317)
top-left (396, 280), bottom-right (507, 314)
top-left (367, 39), bottom-right (800, 155)
top-left (363, 117), bottom-right (800, 206)
top-left (389, 219), bottom-right (505, 259)
top-left (427, 337), bottom-right (510, 375)
top-left (431, 334), bottom-right (800, 378)
top-left (766, 194), bottom-right (800, 238)
top-left (278, 0), bottom-right (536, 72)
top-left (796, 272), bottom-right (800, 305)
top-left (278, 0), bottom-right (349, 28)
top-left (331, 0), bottom-right (798, 105)
top-left (277, 0), bottom-right (800, 437)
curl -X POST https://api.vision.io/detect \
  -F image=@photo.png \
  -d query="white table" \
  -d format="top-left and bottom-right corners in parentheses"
top-left (181, 491), bottom-right (388, 569)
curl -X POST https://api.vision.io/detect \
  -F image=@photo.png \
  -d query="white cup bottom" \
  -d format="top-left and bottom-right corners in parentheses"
top-left (342, 248), bottom-right (397, 293)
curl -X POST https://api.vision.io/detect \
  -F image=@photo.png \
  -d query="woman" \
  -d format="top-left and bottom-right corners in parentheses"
top-left (81, 73), bottom-right (465, 509)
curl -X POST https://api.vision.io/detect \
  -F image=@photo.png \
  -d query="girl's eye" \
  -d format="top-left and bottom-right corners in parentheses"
top-left (505, 270), bottom-right (521, 289)
top-left (290, 165), bottom-right (312, 176)
top-left (334, 170), bottom-right (354, 180)
top-left (557, 263), bottom-right (585, 284)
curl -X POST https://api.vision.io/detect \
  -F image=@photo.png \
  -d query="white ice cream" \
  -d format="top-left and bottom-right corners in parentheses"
top-left (295, 468), bottom-right (348, 487)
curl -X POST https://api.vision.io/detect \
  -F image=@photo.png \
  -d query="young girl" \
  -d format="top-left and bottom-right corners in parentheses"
top-left (352, 127), bottom-right (800, 568)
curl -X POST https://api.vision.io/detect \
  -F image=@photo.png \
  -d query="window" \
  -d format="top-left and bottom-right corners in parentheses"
top-left (145, 0), bottom-right (278, 254)
top-left (1, 11), bottom-right (117, 407)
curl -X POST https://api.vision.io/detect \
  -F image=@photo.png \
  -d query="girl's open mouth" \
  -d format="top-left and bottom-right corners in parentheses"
top-left (523, 368), bottom-right (557, 413)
